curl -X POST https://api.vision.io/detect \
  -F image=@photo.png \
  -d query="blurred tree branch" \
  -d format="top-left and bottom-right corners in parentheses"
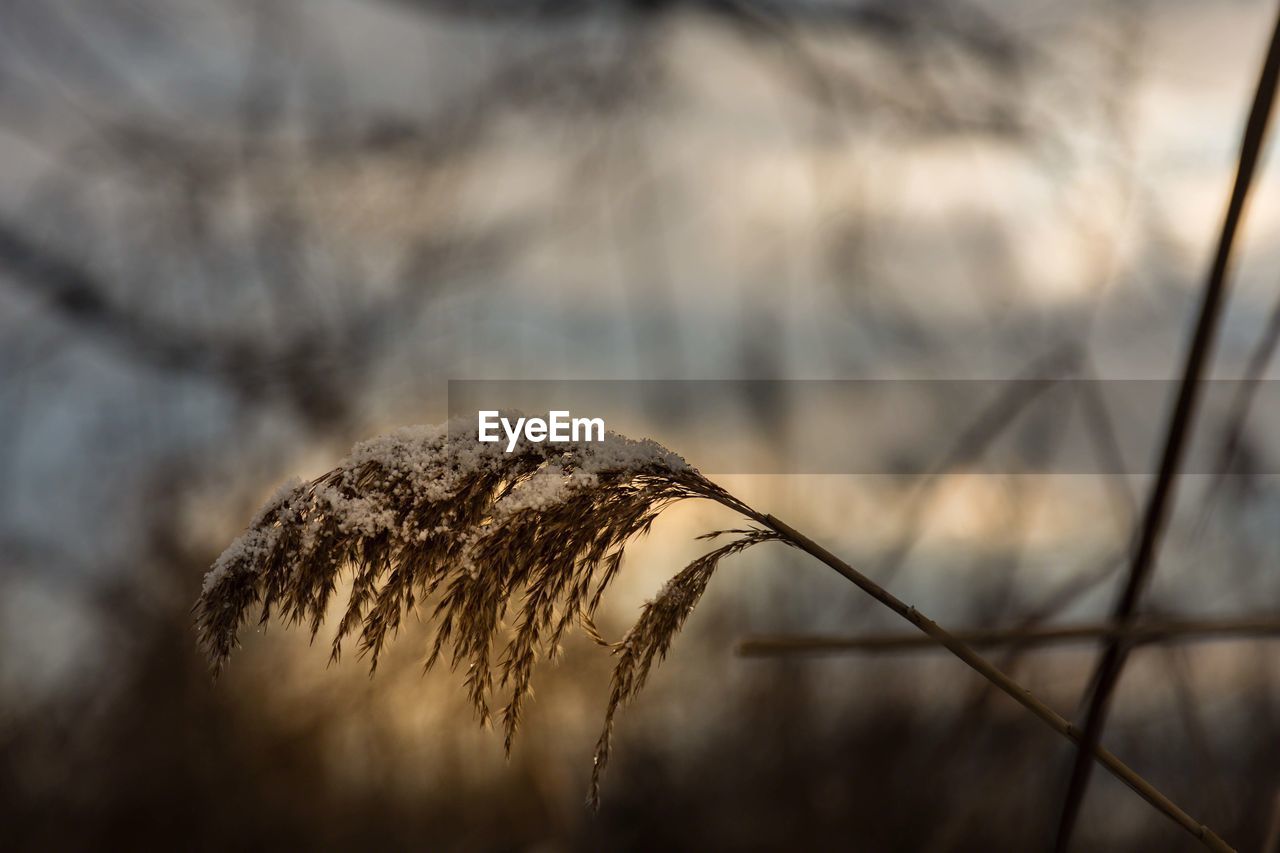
top-left (738, 615), bottom-right (1280, 656)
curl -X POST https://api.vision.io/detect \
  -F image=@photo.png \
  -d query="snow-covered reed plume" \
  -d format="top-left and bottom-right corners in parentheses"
top-left (195, 415), bottom-right (776, 804)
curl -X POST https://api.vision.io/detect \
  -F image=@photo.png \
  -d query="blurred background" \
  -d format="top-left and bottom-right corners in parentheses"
top-left (3, 0), bottom-right (1280, 849)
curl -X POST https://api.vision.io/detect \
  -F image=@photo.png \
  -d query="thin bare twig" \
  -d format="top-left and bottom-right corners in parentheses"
top-left (736, 615), bottom-right (1280, 656)
top-left (853, 345), bottom-right (1077, 600)
top-left (1057, 7), bottom-right (1280, 848)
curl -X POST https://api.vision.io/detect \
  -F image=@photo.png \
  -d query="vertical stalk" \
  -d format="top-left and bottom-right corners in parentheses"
top-left (1056, 7), bottom-right (1280, 849)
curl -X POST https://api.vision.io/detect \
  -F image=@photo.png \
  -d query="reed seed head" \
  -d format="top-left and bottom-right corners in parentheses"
top-left (194, 415), bottom-right (777, 804)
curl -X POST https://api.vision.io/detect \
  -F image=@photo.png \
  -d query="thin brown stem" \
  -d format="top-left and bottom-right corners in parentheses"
top-left (751, 512), bottom-right (1234, 853)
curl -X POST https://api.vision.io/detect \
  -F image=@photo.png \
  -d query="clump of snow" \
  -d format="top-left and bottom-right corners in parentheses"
top-left (568, 435), bottom-right (690, 475)
top-left (248, 477), bottom-right (305, 527)
top-left (201, 477), bottom-right (306, 595)
top-left (202, 526), bottom-right (278, 596)
top-left (495, 466), bottom-right (597, 515)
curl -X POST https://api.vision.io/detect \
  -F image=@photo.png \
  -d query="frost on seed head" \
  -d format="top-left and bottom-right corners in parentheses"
top-left (194, 414), bottom-right (776, 807)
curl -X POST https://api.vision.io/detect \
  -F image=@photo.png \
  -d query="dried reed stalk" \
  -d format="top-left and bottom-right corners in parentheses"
top-left (195, 418), bottom-right (1232, 850)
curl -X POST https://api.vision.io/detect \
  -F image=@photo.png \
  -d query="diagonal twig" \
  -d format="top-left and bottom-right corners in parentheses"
top-left (851, 344), bottom-right (1078, 601)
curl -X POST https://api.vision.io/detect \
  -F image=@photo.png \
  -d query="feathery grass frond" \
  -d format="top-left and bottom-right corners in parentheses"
top-left (195, 415), bottom-right (769, 795)
top-left (590, 527), bottom-right (778, 807)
